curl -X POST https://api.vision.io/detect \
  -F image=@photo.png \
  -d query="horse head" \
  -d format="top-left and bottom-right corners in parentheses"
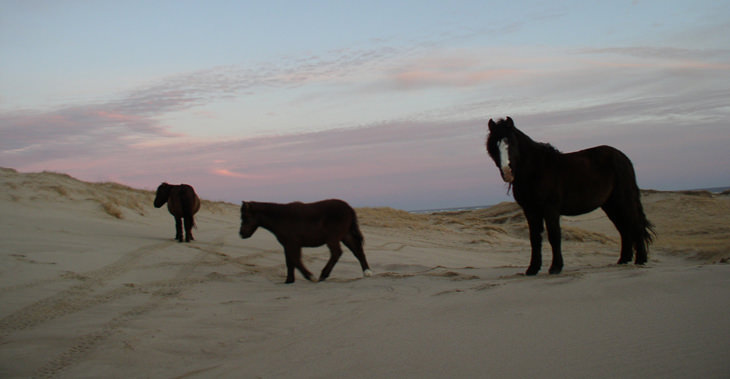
top-left (239, 201), bottom-right (259, 238)
top-left (486, 117), bottom-right (518, 183)
top-left (154, 182), bottom-right (171, 208)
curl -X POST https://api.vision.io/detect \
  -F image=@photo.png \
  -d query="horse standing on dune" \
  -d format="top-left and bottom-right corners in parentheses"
top-left (485, 117), bottom-right (654, 275)
top-left (154, 183), bottom-right (201, 243)
top-left (239, 199), bottom-right (372, 284)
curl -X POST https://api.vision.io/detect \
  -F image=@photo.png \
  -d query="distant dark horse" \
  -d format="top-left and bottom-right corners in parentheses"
top-left (154, 183), bottom-right (201, 243)
top-left (486, 117), bottom-right (654, 275)
top-left (239, 199), bottom-right (372, 283)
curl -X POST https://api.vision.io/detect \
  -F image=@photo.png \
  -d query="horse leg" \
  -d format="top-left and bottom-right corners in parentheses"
top-left (634, 238), bottom-right (648, 265)
top-left (601, 203), bottom-right (633, 264)
top-left (545, 211), bottom-right (563, 274)
top-left (319, 241), bottom-right (343, 282)
top-left (289, 245), bottom-right (315, 283)
top-left (343, 237), bottom-right (372, 277)
top-left (525, 211), bottom-right (544, 275)
top-left (174, 216), bottom-right (183, 242)
top-left (283, 246), bottom-right (298, 283)
top-left (183, 215), bottom-right (194, 242)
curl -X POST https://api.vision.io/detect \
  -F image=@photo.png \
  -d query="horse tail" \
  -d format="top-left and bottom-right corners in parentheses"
top-left (348, 210), bottom-right (372, 277)
top-left (632, 185), bottom-right (655, 256)
top-left (614, 149), bottom-right (655, 259)
top-left (350, 212), bottom-right (365, 248)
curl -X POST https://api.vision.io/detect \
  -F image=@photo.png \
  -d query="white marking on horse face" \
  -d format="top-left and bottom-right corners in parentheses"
top-left (498, 139), bottom-right (514, 183)
top-left (363, 269), bottom-right (373, 277)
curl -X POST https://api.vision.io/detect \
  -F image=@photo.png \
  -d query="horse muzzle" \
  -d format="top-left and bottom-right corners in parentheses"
top-left (239, 227), bottom-right (255, 239)
top-left (501, 166), bottom-right (514, 183)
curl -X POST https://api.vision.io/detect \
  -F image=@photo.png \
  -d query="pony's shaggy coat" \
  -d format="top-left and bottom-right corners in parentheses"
top-left (239, 199), bottom-right (371, 283)
top-left (154, 183), bottom-right (200, 243)
top-left (486, 117), bottom-right (654, 275)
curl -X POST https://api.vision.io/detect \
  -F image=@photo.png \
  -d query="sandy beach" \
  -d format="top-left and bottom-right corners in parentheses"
top-left (1, 167), bottom-right (728, 378)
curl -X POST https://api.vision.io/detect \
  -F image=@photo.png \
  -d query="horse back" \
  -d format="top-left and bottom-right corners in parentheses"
top-left (293, 199), bottom-right (355, 227)
top-left (275, 199), bottom-right (357, 246)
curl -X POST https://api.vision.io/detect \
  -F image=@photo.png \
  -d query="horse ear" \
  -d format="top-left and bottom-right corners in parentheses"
top-left (488, 119), bottom-right (496, 132)
top-left (505, 117), bottom-right (514, 126)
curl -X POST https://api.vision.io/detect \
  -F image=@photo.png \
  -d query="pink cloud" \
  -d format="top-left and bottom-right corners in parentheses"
top-left (211, 168), bottom-right (264, 180)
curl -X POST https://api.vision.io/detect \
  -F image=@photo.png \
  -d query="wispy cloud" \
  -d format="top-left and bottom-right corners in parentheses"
top-left (579, 46), bottom-right (730, 61)
top-left (2, 40), bottom-right (729, 209)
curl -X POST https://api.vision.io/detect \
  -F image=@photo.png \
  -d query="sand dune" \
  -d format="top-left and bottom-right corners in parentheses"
top-left (1, 167), bottom-right (728, 378)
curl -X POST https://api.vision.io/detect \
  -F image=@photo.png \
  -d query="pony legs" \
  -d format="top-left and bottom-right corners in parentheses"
top-left (320, 233), bottom-right (371, 282)
top-left (545, 212), bottom-right (564, 274)
top-left (174, 216), bottom-right (183, 242)
top-left (183, 215), bottom-right (195, 242)
top-left (343, 236), bottom-right (372, 277)
top-left (320, 241), bottom-right (344, 281)
top-left (525, 212), bottom-right (544, 276)
top-left (601, 203), bottom-right (634, 264)
top-left (284, 246), bottom-right (314, 284)
top-left (173, 215), bottom-right (195, 243)
top-left (525, 210), bottom-right (563, 275)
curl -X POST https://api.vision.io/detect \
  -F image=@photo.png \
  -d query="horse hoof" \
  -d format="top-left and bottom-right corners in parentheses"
top-left (549, 266), bottom-right (562, 275)
top-left (525, 267), bottom-right (540, 276)
top-left (363, 269), bottom-right (373, 277)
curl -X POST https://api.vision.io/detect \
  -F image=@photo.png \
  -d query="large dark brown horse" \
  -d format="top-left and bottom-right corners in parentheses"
top-left (239, 199), bottom-right (372, 283)
top-left (486, 117), bottom-right (654, 275)
top-left (154, 183), bottom-right (201, 243)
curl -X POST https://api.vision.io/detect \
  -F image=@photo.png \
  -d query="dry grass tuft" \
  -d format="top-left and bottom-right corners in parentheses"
top-left (101, 202), bottom-right (124, 220)
top-left (101, 201), bottom-right (124, 219)
top-left (45, 185), bottom-right (69, 198)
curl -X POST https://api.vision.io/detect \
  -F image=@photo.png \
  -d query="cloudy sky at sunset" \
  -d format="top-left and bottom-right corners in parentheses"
top-left (2, 1), bottom-right (729, 210)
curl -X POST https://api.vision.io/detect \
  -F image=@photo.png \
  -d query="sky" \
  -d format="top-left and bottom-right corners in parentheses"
top-left (1, 0), bottom-right (729, 210)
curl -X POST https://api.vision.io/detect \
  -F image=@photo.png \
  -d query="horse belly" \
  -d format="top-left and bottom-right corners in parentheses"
top-left (560, 183), bottom-right (612, 216)
top-left (300, 237), bottom-right (327, 248)
top-left (295, 223), bottom-right (332, 247)
top-left (561, 203), bottom-right (600, 216)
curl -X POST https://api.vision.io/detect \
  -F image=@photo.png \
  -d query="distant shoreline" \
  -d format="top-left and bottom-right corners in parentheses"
top-left (410, 186), bottom-right (730, 214)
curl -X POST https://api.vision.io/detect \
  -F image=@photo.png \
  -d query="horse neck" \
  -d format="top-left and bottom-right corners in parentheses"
top-left (249, 202), bottom-right (288, 233)
top-left (512, 129), bottom-right (557, 178)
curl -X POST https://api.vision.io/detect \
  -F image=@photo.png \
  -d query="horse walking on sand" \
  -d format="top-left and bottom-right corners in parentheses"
top-left (485, 117), bottom-right (654, 275)
top-left (154, 183), bottom-right (201, 243)
top-left (239, 199), bottom-right (372, 283)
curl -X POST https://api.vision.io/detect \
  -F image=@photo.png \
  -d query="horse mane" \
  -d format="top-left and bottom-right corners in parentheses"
top-left (511, 125), bottom-right (561, 157)
top-left (247, 201), bottom-right (298, 218)
top-left (536, 141), bottom-right (561, 155)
